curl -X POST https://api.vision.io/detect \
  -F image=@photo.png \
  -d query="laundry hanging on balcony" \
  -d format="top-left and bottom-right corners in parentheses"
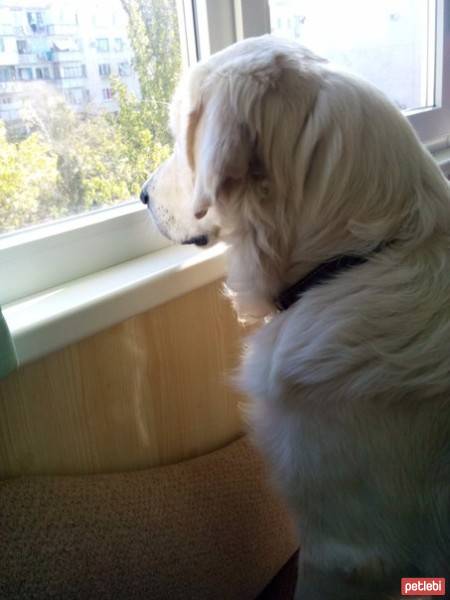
top-left (51, 39), bottom-right (79, 52)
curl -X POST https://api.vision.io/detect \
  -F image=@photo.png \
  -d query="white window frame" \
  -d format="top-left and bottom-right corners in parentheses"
top-left (1, 0), bottom-right (450, 307)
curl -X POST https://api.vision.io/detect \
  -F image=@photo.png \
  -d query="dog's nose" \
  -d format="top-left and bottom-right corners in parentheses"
top-left (140, 186), bottom-right (149, 205)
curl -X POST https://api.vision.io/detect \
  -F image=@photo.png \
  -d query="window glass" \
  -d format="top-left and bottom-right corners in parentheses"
top-left (118, 62), bottom-right (131, 76)
top-left (269, 0), bottom-right (436, 112)
top-left (36, 67), bottom-right (51, 80)
top-left (102, 87), bottom-right (113, 99)
top-left (0, 0), bottom-right (183, 234)
top-left (18, 67), bottom-right (33, 80)
top-left (113, 37), bottom-right (124, 52)
top-left (99, 63), bottom-right (111, 76)
top-left (17, 39), bottom-right (31, 54)
top-left (96, 37), bottom-right (110, 52)
top-left (0, 67), bottom-right (15, 82)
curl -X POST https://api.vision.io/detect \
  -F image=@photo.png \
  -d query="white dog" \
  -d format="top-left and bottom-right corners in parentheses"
top-left (141, 36), bottom-right (450, 599)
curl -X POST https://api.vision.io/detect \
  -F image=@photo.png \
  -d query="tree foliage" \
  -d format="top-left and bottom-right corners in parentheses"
top-left (0, 0), bottom-right (181, 234)
top-left (0, 121), bottom-right (57, 231)
top-left (120, 0), bottom-right (181, 144)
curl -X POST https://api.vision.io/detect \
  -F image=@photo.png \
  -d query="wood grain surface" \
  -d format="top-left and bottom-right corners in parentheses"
top-left (0, 281), bottom-right (247, 478)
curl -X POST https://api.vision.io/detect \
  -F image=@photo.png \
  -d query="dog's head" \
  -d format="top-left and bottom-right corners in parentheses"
top-left (142, 35), bottom-right (435, 320)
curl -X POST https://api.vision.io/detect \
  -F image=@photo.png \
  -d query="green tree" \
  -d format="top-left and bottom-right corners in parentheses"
top-left (120, 0), bottom-right (181, 144)
top-left (110, 77), bottom-right (172, 195)
top-left (0, 0), bottom-right (181, 233)
top-left (19, 86), bottom-right (135, 217)
top-left (111, 0), bottom-right (182, 191)
top-left (0, 122), bottom-right (57, 231)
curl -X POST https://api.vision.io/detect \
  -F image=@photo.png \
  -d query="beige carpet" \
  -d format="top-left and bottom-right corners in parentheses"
top-left (0, 436), bottom-right (298, 600)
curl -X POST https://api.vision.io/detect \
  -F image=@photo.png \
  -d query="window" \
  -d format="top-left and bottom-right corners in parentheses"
top-left (17, 67), bottom-right (33, 80)
top-left (1, 0), bottom-right (185, 241)
top-left (269, 0), bottom-right (436, 113)
top-left (64, 87), bottom-right (85, 105)
top-left (27, 11), bottom-right (45, 33)
top-left (0, 0), bottom-right (193, 305)
top-left (96, 38), bottom-right (109, 52)
top-left (3, 0), bottom-right (450, 308)
top-left (16, 40), bottom-right (31, 54)
top-left (36, 67), bottom-right (50, 80)
top-left (1, 96), bottom-right (13, 104)
top-left (118, 61), bottom-right (130, 76)
top-left (102, 87), bottom-right (112, 100)
top-left (0, 38), bottom-right (4, 52)
top-left (62, 65), bottom-right (86, 78)
top-left (0, 67), bottom-right (15, 82)
top-left (98, 63), bottom-right (111, 76)
top-left (113, 37), bottom-right (124, 52)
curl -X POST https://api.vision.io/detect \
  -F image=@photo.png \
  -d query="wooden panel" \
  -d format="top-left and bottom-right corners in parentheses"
top-left (0, 281), bottom-right (246, 478)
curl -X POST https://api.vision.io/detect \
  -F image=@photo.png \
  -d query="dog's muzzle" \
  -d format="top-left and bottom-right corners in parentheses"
top-left (182, 235), bottom-right (209, 246)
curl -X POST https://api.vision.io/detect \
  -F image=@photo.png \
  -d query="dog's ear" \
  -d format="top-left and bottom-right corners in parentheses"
top-left (189, 80), bottom-right (255, 219)
top-left (187, 53), bottom-right (323, 221)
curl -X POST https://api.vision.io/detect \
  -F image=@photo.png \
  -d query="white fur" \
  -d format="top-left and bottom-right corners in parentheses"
top-left (145, 36), bottom-right (450, 599)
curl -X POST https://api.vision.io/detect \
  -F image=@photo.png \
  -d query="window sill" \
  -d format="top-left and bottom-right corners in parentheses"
top-left (4, 243), bottom-right (227, 366)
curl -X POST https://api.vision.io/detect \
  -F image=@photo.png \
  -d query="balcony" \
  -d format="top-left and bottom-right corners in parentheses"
top-left (0, 96), bottom-right (22, 110)
top-left (53, 77), bottom-right (87, 89)
top-left (0, 53), bottom-right (19, 67)
top-left (0, 108), bottom-right (21, 122)
top-left (46, 24), bottom-right (79, 36)
top-left (0, 25), bottom-right (15, 36)
top-left (0, 81), bottom-right (20, 94)
top-left (17, 53), bottom-right (40, 65)
top-left (49, 50), bottom-right (83, 62)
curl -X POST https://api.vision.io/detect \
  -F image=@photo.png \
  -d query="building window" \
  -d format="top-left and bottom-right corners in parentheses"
top-left (64, 87), bottom-right (85, 105)
top-left (17, 40), bottom-right (31, 54)
top-left (0, 38), bottom-right (5, 52)
top-left (27, 11), bottom-right (45, 33)
top-left (118, 62), bottom-right (130, 77)
top-left (102, 87), bottom-right (113, 100)
top-left (62, 65), bottom-right (86, 79)
top-left (17, 67), bottom-right (33, 80)
top-left (98, 63), bottom-right (111, 76)
top-left (96, 38), bottom-right (109, 52)
top-left (1, 96), bottom-right (13, 104)
top-left (113, 37), bottom-right (124, 52)
top-left (0, 67), bottom-right (15, 82)
top-left (293, 15), bottom-right (305, 38)
top-left (36, 67), bottom-right (50, 80)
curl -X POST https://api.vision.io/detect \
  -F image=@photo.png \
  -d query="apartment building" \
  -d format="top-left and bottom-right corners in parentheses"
top-left (0, 0), bottom-right (141, 133)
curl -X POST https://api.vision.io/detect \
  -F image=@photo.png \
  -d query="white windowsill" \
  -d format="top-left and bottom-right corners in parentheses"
top-left (4, 243), bottom-right (227, 366)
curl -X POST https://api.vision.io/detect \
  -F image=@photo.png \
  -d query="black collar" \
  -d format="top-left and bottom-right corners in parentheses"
top-left (275, 249), bottom-right (382, 312)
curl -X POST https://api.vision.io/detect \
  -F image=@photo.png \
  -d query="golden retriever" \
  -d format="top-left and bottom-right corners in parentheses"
top-left (140, 36), bottom-right (450, 599)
